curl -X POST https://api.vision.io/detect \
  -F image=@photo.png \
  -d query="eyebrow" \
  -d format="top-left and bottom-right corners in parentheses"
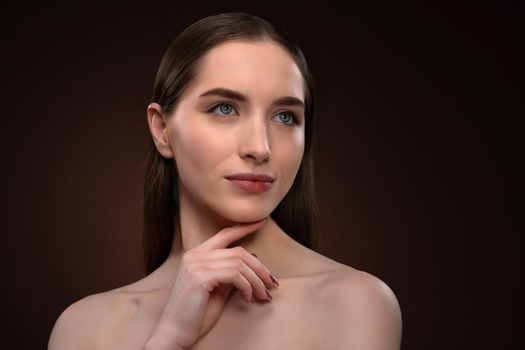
top-left (199, 87), bottom-right (305, 108)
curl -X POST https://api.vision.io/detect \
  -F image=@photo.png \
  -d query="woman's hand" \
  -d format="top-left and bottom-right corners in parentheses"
top-left (143, 219), bottom-right (279, 350)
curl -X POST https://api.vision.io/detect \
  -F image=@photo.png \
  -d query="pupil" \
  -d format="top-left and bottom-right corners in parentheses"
top-left (220, 104), bottom-right (231, 113)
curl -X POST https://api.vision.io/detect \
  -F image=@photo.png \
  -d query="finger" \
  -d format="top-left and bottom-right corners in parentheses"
top-left (195, 257), bottom-right (270, 301)
top-left (192, 246), bottom-right (277, 290)
top-left (205, 267), bottom-right (254, 303)
top-left (196, 219), bottom-right (267, 252)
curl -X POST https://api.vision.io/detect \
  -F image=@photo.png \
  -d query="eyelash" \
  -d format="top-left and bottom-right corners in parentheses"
top-left (207, 102), bottom-right (301, 126)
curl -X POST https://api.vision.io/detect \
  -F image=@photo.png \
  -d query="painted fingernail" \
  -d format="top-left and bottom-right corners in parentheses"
top-left (265, 287), bottom-right (273, 300)
top-left (269, 273), bottom-right (279, 286)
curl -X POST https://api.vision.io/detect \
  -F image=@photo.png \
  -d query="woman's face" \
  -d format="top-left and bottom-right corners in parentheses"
top-left (151, 39), bottom-right (305, 223)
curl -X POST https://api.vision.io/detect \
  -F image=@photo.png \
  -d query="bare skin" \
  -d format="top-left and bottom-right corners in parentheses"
top-left (49, 218), bottom-right (400, 349)
top-left (48, 40), bottom-right (402, 349)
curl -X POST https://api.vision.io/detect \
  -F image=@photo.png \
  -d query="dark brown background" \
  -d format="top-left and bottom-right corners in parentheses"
top-left (1, 1), bottom-right (521, 349)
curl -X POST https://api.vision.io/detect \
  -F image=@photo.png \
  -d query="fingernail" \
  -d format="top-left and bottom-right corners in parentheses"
top-left (269, 273), bottom-right (279, 286)
top-left (251, 253), bottom-right (258, 258)
top-left (265, 287), bottom-right (273, 300)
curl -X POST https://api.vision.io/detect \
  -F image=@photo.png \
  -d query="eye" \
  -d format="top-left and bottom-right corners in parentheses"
top-left (209, 102), bottom-right (238, 116)
top-left (273, 111), bottom-right (299, 126)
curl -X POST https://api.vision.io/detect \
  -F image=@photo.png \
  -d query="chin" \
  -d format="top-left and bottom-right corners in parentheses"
top-left (214, 204), bottom-right (274, 224)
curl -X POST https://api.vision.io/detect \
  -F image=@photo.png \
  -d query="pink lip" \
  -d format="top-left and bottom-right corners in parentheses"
top-left (225, 173), bottom-right (275, 182)
top-left (225, 173), bottom-right (275, 193)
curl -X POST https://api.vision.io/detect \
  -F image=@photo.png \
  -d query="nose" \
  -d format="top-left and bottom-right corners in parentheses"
top-left (239, 118), bottom-right (271, 163)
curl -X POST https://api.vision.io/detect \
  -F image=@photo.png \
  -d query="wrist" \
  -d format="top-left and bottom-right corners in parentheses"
top-left (144, 336), bottom-right (186, 350)
top-left (144, 323), bottom-right (190, 350)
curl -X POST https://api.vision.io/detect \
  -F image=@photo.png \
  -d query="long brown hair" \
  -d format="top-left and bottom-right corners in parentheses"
top-left (143, 12), bottom-right (319, 275)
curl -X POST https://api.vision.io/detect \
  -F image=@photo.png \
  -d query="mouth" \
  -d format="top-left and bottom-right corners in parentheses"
top-left (224, 173), bottom-right (275, 193)
top-left (224, 173), bottom-right (275, 182)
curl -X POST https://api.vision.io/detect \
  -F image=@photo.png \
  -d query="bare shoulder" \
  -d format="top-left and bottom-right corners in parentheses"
top-left (322, 267), bottom-right (400, 311)
top-left (312, 266), bottom-right (402, 349)
top-left (283, 245), bottom-right (402, 348)
top-left (48, 287), bottom-right (140, 350)
top-left (292, 246), bottom-right (401, 316)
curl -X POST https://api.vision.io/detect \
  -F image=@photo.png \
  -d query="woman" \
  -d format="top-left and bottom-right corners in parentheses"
top-left (48, 12), bottom-right (401, 349)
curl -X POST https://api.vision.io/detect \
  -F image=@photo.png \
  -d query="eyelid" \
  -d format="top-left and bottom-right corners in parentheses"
top-left (273, 110), bottom-right (300, 126)
top-left (207, 101), bottom-right (239, 115)
top-left (207, 101), bottom-right (301, 126)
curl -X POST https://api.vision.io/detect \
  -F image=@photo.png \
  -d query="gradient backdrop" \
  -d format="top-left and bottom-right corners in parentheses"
top-left (1, 2), bottom-right (521, 349)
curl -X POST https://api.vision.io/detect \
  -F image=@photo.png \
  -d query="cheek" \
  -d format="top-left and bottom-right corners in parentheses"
top-left (290, 130), bottom-right (305, 163)
top-left (277, 132), bottom-right (305, 187)
top-left (170, 120), bottom-right (232, 184)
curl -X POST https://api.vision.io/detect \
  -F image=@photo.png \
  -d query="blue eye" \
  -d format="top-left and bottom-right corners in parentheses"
top-left (208, 103), bottom-right (300, 126)
top-left (210, 103), bottom-right (237, 116)
top-left (273, 111), bottom-right (299, 126)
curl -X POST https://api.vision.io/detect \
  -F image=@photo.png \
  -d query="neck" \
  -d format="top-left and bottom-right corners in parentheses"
top-left (156, 182), bottom-right (298, 288)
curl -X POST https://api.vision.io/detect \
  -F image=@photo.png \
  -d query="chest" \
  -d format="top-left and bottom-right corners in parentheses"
top-left (190, 292), bottom-right (319, 350)
top-left (108, 280), bottom-right (326, 350)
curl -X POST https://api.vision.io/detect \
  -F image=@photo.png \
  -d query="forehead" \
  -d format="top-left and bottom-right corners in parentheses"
top-left (184, 40), bottom-right (305, 102)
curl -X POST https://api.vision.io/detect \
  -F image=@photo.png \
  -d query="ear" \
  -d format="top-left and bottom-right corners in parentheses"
top-left (146, 102), bottom-right (174, 159)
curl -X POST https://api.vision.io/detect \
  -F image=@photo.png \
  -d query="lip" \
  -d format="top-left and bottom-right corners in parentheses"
top-left (224, 173), bottom-right (275, 182)
top-left (225, 173), bottom-right (275, 193)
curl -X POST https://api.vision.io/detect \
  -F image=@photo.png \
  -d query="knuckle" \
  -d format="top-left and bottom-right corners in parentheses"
top-left (191, 266), bottom-right (206, 278)
top-left (234, 259), bottom-right (245, 270)
top-left (232, 270), bottom-right (243, 280)
top-left (253, 262), bottom-right (269, 278)
top-left (192, 268), bottom-right (216, 292)
top-left (232, 246), bottom-right (245, 256)
top-left (192, 267), bottom-right (210, 286)
top-left (257, 260), bottom-right (270, 275)
top-left (238, 274), bottom-right (251, 288)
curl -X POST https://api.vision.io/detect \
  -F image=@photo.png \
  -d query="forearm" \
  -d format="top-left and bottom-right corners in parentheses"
top-left (143, 323), bottom-right (190, 350)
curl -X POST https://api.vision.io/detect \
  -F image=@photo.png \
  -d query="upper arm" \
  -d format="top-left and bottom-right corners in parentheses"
top-left (48, 295), bottom-right (103, 350)
top-left (324, 270), bottom-right (402, 350)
